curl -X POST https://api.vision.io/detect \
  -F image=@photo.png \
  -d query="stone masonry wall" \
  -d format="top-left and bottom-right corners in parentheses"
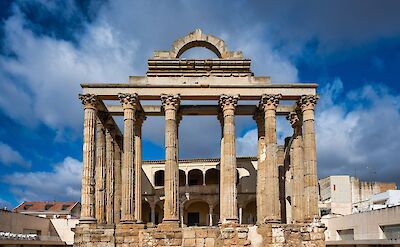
top-left (74, 223), bottom-right (325, 247)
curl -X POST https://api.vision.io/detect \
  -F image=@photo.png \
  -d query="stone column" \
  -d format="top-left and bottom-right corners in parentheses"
top-left (95, 118), bottom-right (106, 224)
top-left (217, 112), bottom-right (225, 218)
top-left (79, 94), bottom-right (97, 223)
top-left (219, 94), bottom-right (239, 224)
top-left (253, 111), bottom-right (266, 224)
top-left (134, 112), bottom-right (146, 223)
top-left (161, 94), bottom-right (180, 224)
top-left (209, 205), bottom-right (213, 226)
top-left (114, 137), bottom-right (122, 224)
top-left (118, 93), bottom-right (138, 223)
top-left (287, 111), bottom-right (304, 223)
top-left (259, 94), bottom-right (282, 223)
top-left (105, 124), bottom-right (115, 224)
top-left (298, 95), bottom-right (319, 222)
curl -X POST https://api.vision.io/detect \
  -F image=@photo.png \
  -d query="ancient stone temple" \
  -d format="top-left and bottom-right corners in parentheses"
top-left (74, 29), bottom-right (326, 247)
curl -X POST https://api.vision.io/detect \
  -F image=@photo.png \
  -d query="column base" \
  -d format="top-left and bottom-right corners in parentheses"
top-left (79, 217), bottom-right (97, 224)
top-left (120, 219), bottom-right (137, 224)
top-left (159, 219), bottom-right (180, 228)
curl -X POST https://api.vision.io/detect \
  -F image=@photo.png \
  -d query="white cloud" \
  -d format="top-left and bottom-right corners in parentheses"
top-left (4, 156), bottom-right (82, 202)
top-left (235, 78), bottom-right (400, 184)
top-left (0, 142), bottom-right (31, 168)
top-left (0, 8), bottom-right (138, 138)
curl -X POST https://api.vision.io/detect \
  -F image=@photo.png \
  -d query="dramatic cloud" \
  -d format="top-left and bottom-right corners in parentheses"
top-left (4, 157), bottom-right (82, 202)
top-left (0, 142), bottom-right (31, 168)
top-left (0, 6), bottom-right (138, 137)
top-left (237, 78), bottom-right (400, 184)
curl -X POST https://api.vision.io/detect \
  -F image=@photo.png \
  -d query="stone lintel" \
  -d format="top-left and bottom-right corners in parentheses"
top-left (129, 75), bottom-right (271, 85)
top-left (81, 83), bottom-right (317, 101)
top-left (105, 104), bottom-right (296, 116)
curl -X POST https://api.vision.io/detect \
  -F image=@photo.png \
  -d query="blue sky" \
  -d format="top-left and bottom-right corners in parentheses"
top-left (1, 0), bottom-right (400, 208)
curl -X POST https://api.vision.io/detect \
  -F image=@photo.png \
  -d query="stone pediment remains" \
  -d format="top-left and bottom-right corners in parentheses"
top-left (130, 29), bottom-right (271, 85)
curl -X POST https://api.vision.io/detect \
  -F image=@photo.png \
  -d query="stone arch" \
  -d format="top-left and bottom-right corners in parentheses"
top-left (153, 29), bottom-right (243, 59)
top-left (205, 168), bottom-right (220, 185)
top-left (184, 199), bottom-right (210, 226)
top-left (179, 169), bottom-right (186, 186)
top-left (243, 200), bottom-right (257, 225)
top-left (188, 169), bottom-right (203, 186)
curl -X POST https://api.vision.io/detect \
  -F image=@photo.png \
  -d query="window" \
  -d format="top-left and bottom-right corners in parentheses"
top-left (154, 170), bottom-right (164, 187)
top-left (23, 204), bottom-right (33, 210)
top-left (382, 224), bottom-right (400, 240)
top-left (337, 229), bottom-right (354, 240)
top-left (61, 204), bottom-right (70, 211)
top-left (45, 204), bottom-right (53, 210)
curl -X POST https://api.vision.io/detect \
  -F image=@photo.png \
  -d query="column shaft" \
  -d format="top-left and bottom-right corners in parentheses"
top-left (260, 94), bottom-right (282, 223)
top-left (79, 94), bottom-right (97, 222)
top-left (114, 139), bottom-right (122, 224)
top-left (105, 126), bottom-right (115, 224)
top-left (219, 94), bottom-right (239, 224)
top-left (119, 93), bottom-right (138, 223)
top-left (161, 94), bottom-right (180, 224)
top-left (288, 112), bottom-right (305, 223)
top-left (95, 119), bottom-right (106, 224)
top-left (299, 95), bottom-right (319, 222)
top-left (134, 113), bottom-right (145, 222)
top-left (254, 111), bottom-right (266, 224)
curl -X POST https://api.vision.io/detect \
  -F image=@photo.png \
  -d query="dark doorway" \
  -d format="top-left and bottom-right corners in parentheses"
top-left (187, 212), bottom-right (200, 226)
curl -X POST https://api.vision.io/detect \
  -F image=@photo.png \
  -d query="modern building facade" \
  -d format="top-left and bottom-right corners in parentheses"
top-left (319, 175), bottom-right (397, 216)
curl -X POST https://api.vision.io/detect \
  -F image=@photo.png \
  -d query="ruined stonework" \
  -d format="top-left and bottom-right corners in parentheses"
top-left (74, 29), bottom-right (325, 246)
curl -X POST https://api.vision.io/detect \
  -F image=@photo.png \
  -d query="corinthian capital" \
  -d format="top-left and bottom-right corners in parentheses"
top-left (259, 94), bottom-right (282, 111)
top-left (118, 93), bottom-right (139, 110)
top-left (79, 94), bottom-right (98, 109)
top-left (161, 94), bottom-right (180, 111)
top-left (219, 94), bottom-right (239, 111)
top-left (287, 111), bottom-right (301, 128)
top-left (298, 95), bottom-right (319, 111)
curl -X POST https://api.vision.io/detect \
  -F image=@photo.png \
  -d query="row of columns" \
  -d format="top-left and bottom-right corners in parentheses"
top-left (79, 92), bottom-right (319, 226)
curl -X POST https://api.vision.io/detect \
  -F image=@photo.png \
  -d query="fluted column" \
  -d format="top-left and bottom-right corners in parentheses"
top-left (254, 110), bottom-right (266, 224)
top-left (161, 94), bottom-right (180, 224)
top-left (95, 118), bottom-right (106, 224)
top-left (118, 93), bottom-right (138, 223)
top-left (287, 111), bottom-right (304, 223)
top-left (259, 94), bottom-right (282, 223)
top-left (114, 137), bottom-right (122, 224)
top-left (105, 124), bottom-right (115, 224)
top-left (134, 112), bottom-right (146, 223)
top-left (298, 95), bottom-right (319, 222)
top-left (79, 94), bottom-right (97, 223)
top-left (219, 94), bottom-right (239, 224)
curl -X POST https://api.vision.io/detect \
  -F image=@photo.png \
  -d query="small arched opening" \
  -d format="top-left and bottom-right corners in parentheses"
top-left (154, 170), bottom-right (164, 187)
top-left (184, 200), bottom-right (210, 226)
top-left (205, 168), bottom-right (219, 185)
top-left (243, 200), bottom-right (257, 225)
top-left (188, 169), bottom-right (203, 186)
top-left (179, 170), bottom-right (186, 186)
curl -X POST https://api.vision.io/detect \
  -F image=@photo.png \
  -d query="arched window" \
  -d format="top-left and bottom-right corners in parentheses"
top-left (188, 169), bottom-right (203, 186)
top-left (154, 170), bottom-right (164, 187)
top-left (179, 170), bottom-right (186, 186)
top-left (205, 168), bottom-right (219, 185)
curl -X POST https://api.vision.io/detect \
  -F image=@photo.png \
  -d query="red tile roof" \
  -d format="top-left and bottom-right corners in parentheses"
top-left (13, 201), bottom-right (80, 213)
